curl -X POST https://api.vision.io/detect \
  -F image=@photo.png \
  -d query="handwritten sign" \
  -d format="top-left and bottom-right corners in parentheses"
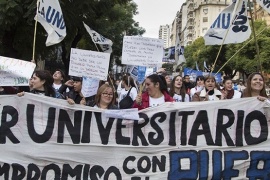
top-left (81, 76), bottom-right (99, 97)
top-left (69, 48), bottom-right (110, 80)
top-left (0, 56), bottom-right (36, 86)
top-left (121, 36), bottom-right (163, 66)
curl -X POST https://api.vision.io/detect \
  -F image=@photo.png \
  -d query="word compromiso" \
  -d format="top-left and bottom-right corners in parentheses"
top-left (0, 104), bottom-right (268, 146)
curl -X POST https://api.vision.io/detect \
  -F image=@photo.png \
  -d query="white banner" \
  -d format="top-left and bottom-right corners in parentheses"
top-left (204, 0), bottom-right (251, 45)
top-left (0, 56), bottom-right (36, 86)
top-left (83, 22), bottom-right (113, 53)
top-left (0, 94), bottom-right (270, 179)
top-left (36, 0), bottom-right (66, 46)
top-left (69, 48), bottom-right (110, 80)
top-left (122, 36), bottom-right (164, 66)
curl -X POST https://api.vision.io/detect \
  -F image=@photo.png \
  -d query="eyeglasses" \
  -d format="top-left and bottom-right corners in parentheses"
top-left (102, 93), bottom-right (113, 97)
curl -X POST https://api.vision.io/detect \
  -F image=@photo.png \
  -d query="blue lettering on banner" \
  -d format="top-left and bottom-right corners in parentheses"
top-left (232, 1), bottom-right (248, 33)
top-left (262, 0), bottom-right (270, 8)
top-left (210, 13), bottom-right (231, 29)
top-left (46, 6), bottom-right (65, 30)
top-left (168, 150), bottom-right (270, 180)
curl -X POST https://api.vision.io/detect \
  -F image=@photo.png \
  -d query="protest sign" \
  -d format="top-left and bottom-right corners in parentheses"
top-left (81, 76), bottom-right (99, 97)
top-left (0, 56), bottom-right (36, 86)
top-left (137, 66), bottom-right (146, 84)
top-left (0, 94), bottom-right (269, 179)
top-left (122, 36), bottom-right (163, 66)
top-left (69, 48), bottom-right (110, 80)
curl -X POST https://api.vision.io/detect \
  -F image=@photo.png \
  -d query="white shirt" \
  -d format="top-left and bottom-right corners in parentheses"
top-left (119, 87), bottom-right (137, 102)
top-left (173, 93), bottom-right (190, 102)
top-left (149, 95), bottom-right (165, 107)
top-left (190, 86), bottom-right (203, 98)
top-left (53, 83), bottom-right (62, 91)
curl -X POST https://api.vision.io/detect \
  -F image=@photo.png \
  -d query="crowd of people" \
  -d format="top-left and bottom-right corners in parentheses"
top-left (0, 69), bottom-right (269, 110)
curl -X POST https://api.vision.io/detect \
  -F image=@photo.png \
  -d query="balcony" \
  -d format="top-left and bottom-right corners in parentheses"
top-left (187, 0), bottom-right (194, 8)
top-left (187, 29), bottom-right (194, 36)
top-left (187, 22), bottom-right (194, 29)
top-left (187, 7), bottom-right (194, 15)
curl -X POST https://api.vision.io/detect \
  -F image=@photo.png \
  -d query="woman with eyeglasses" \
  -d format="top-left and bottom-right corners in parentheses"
top-left (133, 74), bottom-right (174, 110)
top-left (94, 84), bottom-right (118, 109)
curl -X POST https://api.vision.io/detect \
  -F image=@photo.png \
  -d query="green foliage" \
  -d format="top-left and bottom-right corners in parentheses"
top-left (184, 20), bottom-right (270, 77)
top-left (0, 0), bottom-right (145, 73)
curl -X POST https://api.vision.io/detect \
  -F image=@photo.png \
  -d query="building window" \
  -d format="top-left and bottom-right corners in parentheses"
top-left (203, 17), bottom-right (208, 22)
top-left (202, 28), bottom-right (208, 34)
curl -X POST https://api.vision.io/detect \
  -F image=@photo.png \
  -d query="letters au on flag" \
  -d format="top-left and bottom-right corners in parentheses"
top-left (83, 22), bottom-right (113, 53)
top-left (35, 0), bottom-right (66, 46)
top-left (204, 0), bottom-right (251, 45)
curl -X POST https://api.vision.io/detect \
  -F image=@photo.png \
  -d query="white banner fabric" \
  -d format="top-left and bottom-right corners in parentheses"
top-left (0, 94), bottom-right (270, 179)
top-left (204, 0), bottom-right (251, 45)
top-left (83, 22), bottom-right (113, 53)
top-left (0, 56), bottom-right (36, 86)
top-left (36, 0), bottom-right (66, 46)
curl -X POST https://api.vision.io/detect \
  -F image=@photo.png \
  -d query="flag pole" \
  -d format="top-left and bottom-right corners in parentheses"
top-left (32, 0), bottom-right (40, 61)
top-left (93, 42), bottom-right (116, 93)
top-left (248, 0), bottom-right (262, 73)
top-left (215, 26), bottom-right (266, 74)
top-left (211, 0), bottom-right (242, 73)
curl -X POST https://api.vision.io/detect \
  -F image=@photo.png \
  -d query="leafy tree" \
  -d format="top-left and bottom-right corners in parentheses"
top-left (184, 20), bottom-right (270, 78)
top-left (0, 0), bottom-right (145, 74)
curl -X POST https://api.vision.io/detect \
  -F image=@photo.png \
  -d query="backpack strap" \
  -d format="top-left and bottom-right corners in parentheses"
top-left (126, 87), bottom-right (132, 96)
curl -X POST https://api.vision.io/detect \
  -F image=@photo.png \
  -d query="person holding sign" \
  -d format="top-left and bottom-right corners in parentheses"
top-left (169, 75), bottom-right (190, 102)
top-left (17, 70), bottom-right (55, 97)
top-left (221, 76), bottom-right (242, 99)
top-left (66, 76), bottom-right (95, 106)
top-left (94, 84), bottom-right (118, 109)
top-left (133, 74), bottom-right (174, 110)
top-left (192, 75), bottom-right (222, 101)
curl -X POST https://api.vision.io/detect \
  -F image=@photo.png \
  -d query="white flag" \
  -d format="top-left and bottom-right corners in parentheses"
top-left (35, 0), bottom-right (66, 46)
top-left (83, 22), bottom-right (113, 53)
top-left (204, 0), bottom-right (251, 45)
top-left (256, 0), bottom-right (270, 14)
top-left (195, 61), bottom-right (200, 71)
top-left (177, 46), bottom-right (186, 65)
top-left (204, 61), bottom-right (210, 71)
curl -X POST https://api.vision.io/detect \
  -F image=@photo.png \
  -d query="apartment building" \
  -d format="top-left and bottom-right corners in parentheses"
top-left (177, 0), bottom-right (230, 46)
top-left (158, 24), bottom-right (171, 48)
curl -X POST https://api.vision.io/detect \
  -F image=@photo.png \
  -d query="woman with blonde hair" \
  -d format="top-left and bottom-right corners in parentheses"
top-left (94, 84), bottom-right (118, 109)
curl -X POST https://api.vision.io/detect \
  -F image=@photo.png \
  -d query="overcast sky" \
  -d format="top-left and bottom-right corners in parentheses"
top-left (133, 0), bottom-right (184, 38)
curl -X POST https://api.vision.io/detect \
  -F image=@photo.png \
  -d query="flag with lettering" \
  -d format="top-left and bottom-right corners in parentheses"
top-left (175, 34), bottom-right (186, 65)
top-left (256, 0), bottom-right (270, 14)
top-left (83, 22), bottom-right (113, 53)
top-left (35, 0), bottom-right (66, 46)
top-left (204, 0), bottom-right (251, 45)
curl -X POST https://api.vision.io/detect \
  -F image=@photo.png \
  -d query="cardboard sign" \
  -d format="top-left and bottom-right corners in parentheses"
top-left (69, 48), bottom-right (110, 80)
top-left (0, 56), bottom-right (36, 86)
top-left (122, 36), bottom-right (163, 66)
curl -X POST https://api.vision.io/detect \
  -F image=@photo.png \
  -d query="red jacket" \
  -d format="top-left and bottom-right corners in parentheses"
top-left (132, 91), bottom-right (174, 110)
